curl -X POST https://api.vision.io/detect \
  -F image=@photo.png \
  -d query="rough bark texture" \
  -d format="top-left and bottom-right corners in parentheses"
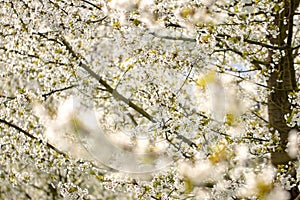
top-left (267, 0), bottom-right (300, 198)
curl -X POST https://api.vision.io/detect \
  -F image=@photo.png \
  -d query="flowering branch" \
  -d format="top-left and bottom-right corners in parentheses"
top-left (149, 32), bottom-right (196, 42)
top-left (216, 33), bottom-right (288, 50)
top-left (59, 37), bottom-right (198, 154)
top-left (42, 84), bottom-right (78, 100)
top-left (60, 36), bottom-right (157, 123)
top-left (0, 118), bottom-right (66, 156)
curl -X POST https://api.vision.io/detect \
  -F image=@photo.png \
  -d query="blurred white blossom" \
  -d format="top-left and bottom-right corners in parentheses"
top-left (287, 129), bottom-right (299, 158)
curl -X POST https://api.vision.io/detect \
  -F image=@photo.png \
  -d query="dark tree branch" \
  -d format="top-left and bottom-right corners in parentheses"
top-left (217, 33), bottom-right (287, 50)
top-left (167, 188), bottom-right (176, 198)
top-left (81, 0), bottom-right (103, 10)
top-left (42, 84), bottom-right (78, 100)
top-left (88, 16), bottom-right (107, 23)
top-left (126, 113), bottom-right (138, 127)
top-left (287, 0), bottom-right (295, 46)
top-left (1, 85), bottom-right (78, 101)
top-left (0, 119), bottom-right (66, 156)
top-left (251, 111), bottom-right (269, 124)
top-left (214, 41), bottom-right (267, 69)
top-left (0, 46), bottom-right (39, 59)
top-left (293, 44), bottom-right (300, 50)
top-left (150, 196), bottom-right (160, 200)
top-left (216, 65), bottom-right (270, 89)
top-left (164, 130), bottom-right (194, 159)
top-left (48, 0), bottom-right (68, 15)
top-left (210, 126), bottom-right (269, 142)
top-left (0, 95), bottom-right (16, 100)
top-left (10, 1), bottom-right (28, 32)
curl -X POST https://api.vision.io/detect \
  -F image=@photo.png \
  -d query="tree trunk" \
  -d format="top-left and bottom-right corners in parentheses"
top-left (267, 0), bottom-right (300, 198)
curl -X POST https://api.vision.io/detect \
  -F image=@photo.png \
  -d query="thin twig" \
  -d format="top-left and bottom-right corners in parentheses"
top-left (251, 111), bottom-right (269, 123)
top-left (176, 64), bottom-right (193, 95)
top-left (149, 32), bottom-right (196, 42)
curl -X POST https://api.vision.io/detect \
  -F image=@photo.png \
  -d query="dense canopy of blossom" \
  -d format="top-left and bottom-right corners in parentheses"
top-left (0, 0), bottom-right (300, 199)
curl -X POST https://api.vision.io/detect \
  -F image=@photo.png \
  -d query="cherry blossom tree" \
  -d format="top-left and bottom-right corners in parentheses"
top-left (0, 0), bottom-right (300, 199)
